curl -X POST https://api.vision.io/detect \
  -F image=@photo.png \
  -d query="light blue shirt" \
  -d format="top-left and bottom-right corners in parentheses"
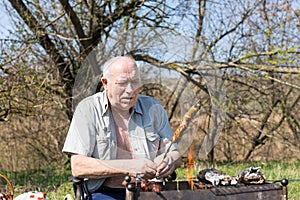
top-left (62, 91), bottom-right (178, 192)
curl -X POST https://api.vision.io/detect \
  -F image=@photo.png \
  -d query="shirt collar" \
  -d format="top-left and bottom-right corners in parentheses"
top-left (132, 97), bottom-right (143, 115)
top-left (100, 91), bottom-right (109, 116)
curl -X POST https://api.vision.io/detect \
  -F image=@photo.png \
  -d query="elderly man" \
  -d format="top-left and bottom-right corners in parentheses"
top-left (62, 56), bottom-right (181, 200)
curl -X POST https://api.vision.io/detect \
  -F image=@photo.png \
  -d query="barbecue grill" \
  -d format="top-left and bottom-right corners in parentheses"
top-left (125, 178), bottom-right (288, 200)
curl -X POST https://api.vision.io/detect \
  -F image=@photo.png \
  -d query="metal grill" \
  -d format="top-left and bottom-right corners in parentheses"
top-left (126, 180), bottom-right (286, 200)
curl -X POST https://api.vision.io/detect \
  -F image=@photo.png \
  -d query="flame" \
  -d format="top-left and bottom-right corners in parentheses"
top-left (187, 141), bottom-right (197, 190)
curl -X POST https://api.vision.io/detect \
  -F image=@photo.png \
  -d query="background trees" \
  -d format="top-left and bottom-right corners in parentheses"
top-left (0, 0), bottom-right (299, 171)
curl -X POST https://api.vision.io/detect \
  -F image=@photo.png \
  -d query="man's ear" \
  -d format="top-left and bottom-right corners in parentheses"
top-left (101, 77), bottom-right (108, 89)
top-left (101, 77), bottom-right (107, 84)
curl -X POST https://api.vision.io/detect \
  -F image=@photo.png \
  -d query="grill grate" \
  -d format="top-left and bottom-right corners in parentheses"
top-left (130, 181), bottom-right (285, 200)
top-left (211, 183), bottom-right (282, 196)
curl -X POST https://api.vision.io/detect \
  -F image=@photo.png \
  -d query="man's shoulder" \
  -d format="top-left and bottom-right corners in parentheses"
top-left (76, 91), bottom-right (107, 109)
top-left (82, 92), bottom-right (104, 102)
top-left (136, 95), bottom-right (164, 113)
top-left (138, 94), bottom-right (161, 105)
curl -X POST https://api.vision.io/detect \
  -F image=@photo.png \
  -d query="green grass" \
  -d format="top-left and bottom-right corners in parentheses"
top-left (46, 182), bottom-right (74, 200)
top-left (3, 160), bottom-right (300, 200)
top-left (1, 166), bottom-right (73, 199)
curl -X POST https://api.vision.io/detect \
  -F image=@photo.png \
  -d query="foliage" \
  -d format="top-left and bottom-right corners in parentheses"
top-left (1, 165), bottom-right (71, 194)
top-left (46, 182), bottom-right (74, 200)
top-left (0, 0), bottom-right (299, 175)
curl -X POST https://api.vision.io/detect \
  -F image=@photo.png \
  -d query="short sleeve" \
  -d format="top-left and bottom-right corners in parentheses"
top-left (62, 101), bottom-right (97, 156)
top-left (150, 103), bottom-right (179, 155)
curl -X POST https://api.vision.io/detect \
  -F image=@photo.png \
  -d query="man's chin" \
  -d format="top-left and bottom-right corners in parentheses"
top-left (119, 102), bottom-right (134, 110)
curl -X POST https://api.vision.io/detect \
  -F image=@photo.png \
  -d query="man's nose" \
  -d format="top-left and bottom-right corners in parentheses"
top-left (125, 82), bottom-right (134, 92)
top-left (125, 81), bottom-right (140, 92)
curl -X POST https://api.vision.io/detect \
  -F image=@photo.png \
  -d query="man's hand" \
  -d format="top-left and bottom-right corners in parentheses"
top-left (154, 155), bottom-right (175, 179)
top-left (128, 158), bottom-right (158, 179)
top-left (154, 150), bottom-right (181, 179)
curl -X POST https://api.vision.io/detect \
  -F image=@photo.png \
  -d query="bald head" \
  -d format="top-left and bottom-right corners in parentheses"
top-left (102, 56), bottom-right (138, 81)
top-left (101, 56), bottom-right (140, 111)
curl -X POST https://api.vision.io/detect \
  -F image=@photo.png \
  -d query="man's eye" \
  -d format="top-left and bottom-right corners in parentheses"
top-left (132, 80), bottom-right (140, 86)
top-left (116, 81), bottom-right (128, 86)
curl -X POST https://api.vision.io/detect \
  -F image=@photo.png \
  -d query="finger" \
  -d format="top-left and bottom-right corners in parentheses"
top-left (144, 169), bottom-right (156, 179)
top-left (157, 160), bottom-right (168, 170)
top-left (156, 164), bottom-right (174, 179)
top-left (143, 163), bottom-right (157, 177)
top-left (157, 161), bottom-right (166, 170)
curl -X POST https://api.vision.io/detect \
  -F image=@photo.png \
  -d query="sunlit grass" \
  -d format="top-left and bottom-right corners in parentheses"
top-left (46, 182), bottom-right (74, 200)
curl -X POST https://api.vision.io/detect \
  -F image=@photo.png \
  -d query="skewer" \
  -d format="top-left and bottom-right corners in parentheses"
top-left (163, 99), bottom-right (202, 159)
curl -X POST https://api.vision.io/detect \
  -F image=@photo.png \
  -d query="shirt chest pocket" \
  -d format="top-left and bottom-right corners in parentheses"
top-left (144, 125), bottom-right (160, 154)
top-left (95, 130), bottom-right (114, 159)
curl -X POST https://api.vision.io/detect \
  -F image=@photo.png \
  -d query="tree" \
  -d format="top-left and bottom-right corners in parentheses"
top-left (0, 0), bottom-right (299, 171)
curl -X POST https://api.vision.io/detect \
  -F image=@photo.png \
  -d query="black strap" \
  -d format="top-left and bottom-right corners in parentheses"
top-left (72, 176), bottom-right (90, 200)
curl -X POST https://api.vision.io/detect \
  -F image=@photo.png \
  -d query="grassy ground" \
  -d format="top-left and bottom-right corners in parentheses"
top-left (6, 160), bottom-right (300, 200)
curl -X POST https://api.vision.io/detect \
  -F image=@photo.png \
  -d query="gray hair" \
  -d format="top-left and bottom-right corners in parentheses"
top-left (102, 56), bottom-right (137, 81)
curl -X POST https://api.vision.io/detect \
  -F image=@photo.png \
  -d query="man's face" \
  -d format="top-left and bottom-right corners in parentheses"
top-left (102, 58), bottom-right (140, 111)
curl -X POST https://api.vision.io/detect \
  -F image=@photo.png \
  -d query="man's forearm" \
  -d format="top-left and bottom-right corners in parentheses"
top-left (71, 154), bottom-right (158, 179)
top-left (71, 154), bottom-right (129, 179)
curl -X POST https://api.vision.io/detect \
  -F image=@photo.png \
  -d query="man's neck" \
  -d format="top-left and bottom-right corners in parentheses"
top-left (111, 107), bottom-right (130, 118)
top-left (110, 107), bottom-right (130, 130)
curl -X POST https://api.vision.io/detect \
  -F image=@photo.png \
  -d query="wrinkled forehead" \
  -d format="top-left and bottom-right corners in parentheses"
top-left (113, 70), bottom-right (140, 80)
top-left (116, 70), bottom-right (140, 80)
top-left (111, 59), bottom-right (140, 79)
